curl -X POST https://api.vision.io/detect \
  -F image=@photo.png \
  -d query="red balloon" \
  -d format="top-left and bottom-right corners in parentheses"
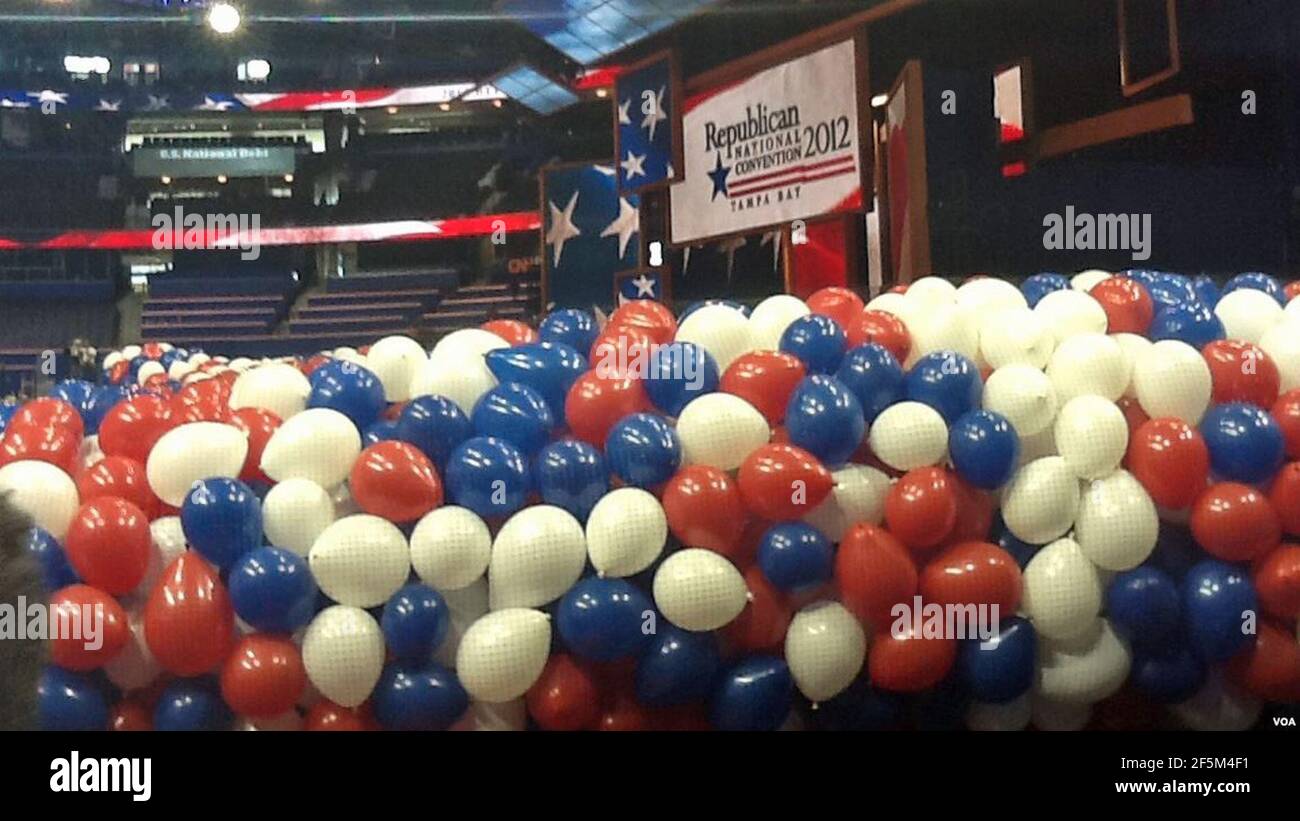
top-left (0, 421), bottom-right (81, 474)
top-left (806, 287), bottom-right (865, 329)
top-left (721, 564), bottom-right (792, 653)
top-left (835, 524), bottom-right (918, 630)
top-left (1202, 339), bottom-right (1280, 408)
top-left (846, 310), bottom-right (911, 363)
top-left (946, 477), bottom-right (996, 544)
top-left (1117, 396), bottom-right (1151, 441)
top-left (76, 456), bottom-right (162, 520)
top-left (175, 377), bottom-right (232, 410)
top-left (649, 704), bottom-right (712, 731)
top-left (108, 359), bottom-right (130, 385)
top-left (1274, 390), bottom-right (1300, 460)
top-left (589, 325), bottom-right (655, 375)
top-left (1253, 543), bottom-right (1300, 621)
top-left (1125, 417), bottom-right (1211, 509)
top-left (736, 443), bottom-right (833, 521)
top-left (868, 622), bottom-right (957, 693)
top-left (920, 541), bottom-right (1022, 613)
top-left (526, 654), bottom-right (601, 731)
top-left (305, 700), bottom-right (376, 731)
top-left (220, 634), bottom-right (307, 719)
top-left (98, 394), bottom-right (175, 464)
top-left (64, 497), bottom-right (152, 596)
top-left (48, 585), bottom-right (129, 672)
top-left (349, 440), bottom-right (443, 523)
top-left (606, 300), bottom-right (677, 346)
top-left (1286, 280), bottom-right (1300, 303)
top-left (1089, 276), bottom-right (1154, 334)
top-left (597, 689), bottom-right (651, 731)
top-left (143, 552), bottom-right (235, 677)
top-left (719, 351), bottom-right (807, 426)
top-left (884, 467), bottom-right (958, 553)
top-left (14, 397), bottom-right (84, 439)
top-left (110, 698), bottom-right (153, 731)
top-left (230, 406), bottom-right (282, 485)
top-left (661, 465), bottom-right (748, 557)
top-left (481, 319), bottom-right (539, 346)
top-left (564, 370), bottom-right (650, 446)
top-left (1270, 462), bottom-right (1300, 536)
top-left (300, 354), bottom-right (330, 378)
top-left (1190, 482), bottom-right (1281, 562)
top-left (1225, 619), bottom-right (1300, 703)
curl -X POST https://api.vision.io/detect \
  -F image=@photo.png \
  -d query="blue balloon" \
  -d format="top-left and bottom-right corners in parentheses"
top-left (228, 546), bottom-right (318, 633)
top-left (785, 374), bottom-right (865, 466)
top-left (1106, 565), bottom-right (1182, 654)
top-left (363, 418), bottom-right (402, 446)
top-left (779, 314), bottom-right (847, 374)
top-left (710, 656), bottom-right (794, 731)
top-left (180, 477), bottom-right (263, 570)
top-left (25, 527), bottom-right (79, 591)
top-left (82, 385), bottom-right (130, 434)
top-left (533, 439), bottom-right (609, 521)
top-left (127, 354), bottom-right (152, 382)
top-left (1183, 559), bottom-right (1257, 663)
top-left (957, 616), bottom-right (1036, 703)
top-left (485, 341), bottom-right (587, 416)
top-left (643, 342), bottom-right (719, 416)
top-left (49, 379), bottom-right (95, 413)
top-left (1124, 269), bottom-right (1159, 288)
top-left (372, 661), bottom-right (468, 730)
top-left (471, 382), bottom-right (554, 455)
top-left (0, 402), bottom-right (16, 435)
top-left (1192, 274), bottom-right (1221, 307)
top-left (1222, 272), bottom-right (1285, 305)
top-left (1150, 525), bottom-right (1201, 580)
top-left (809, 678), bottom-right (905, 731)
top-left (1131, 643), bottom-right (1206, 703)
top-left (635, 625), bottom-right (721, 707)
top-left (160, 347), bottom-right (189, 371)
top-left (538, 308), bottom-right (598, 354)
top-left (556, 576), bottom-right (654, 662)
top-left (1020, 272), bottom-right (1069, 307)
top-left (679, 299), bottom-right (750, 321)
top-left (835, 343), bottom-right (904, 423)
top-left (757, 522), bottom-right (833, 592)
top-left (154, 679), bottom-right (232, 731)
top-left (38, 667), bottom-right (108, 730)
top-left (1147, 272), bottom-right (1198, 311)
top-left (444, 436), bottom-right (530, 518)
top-left (994, 522), bottom-right (1040, 569)
top-left (907, 673), bottom-right (971, 730)
top-left (949, 409), bottom-right (1020, 489)
top-left (1149, 302), bottom-right (1225, 347)
top-left (1199, 402), bottom-right (1285, 484)
top-left (904, 351), bottom-right (983, 425)
top-left (605, 412), bottom-right (681, 488)
top-left (396, 395), bottom-right (472, 472)
top-left (307, 359), bottom-right (387, 431)
top-left (381, 583), bottom-right (451, 660)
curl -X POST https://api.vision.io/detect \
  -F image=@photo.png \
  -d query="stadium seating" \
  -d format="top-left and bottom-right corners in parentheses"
top-left (421, 280), bottom-right (540, 339)
top-left (140, 274), bottom-right (298, 347)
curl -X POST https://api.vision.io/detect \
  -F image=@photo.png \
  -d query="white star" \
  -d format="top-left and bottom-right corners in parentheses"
top-left (145, 95), bottom-right (170, 111)
top-left (641, 86), bottom-right (667, 141)
top-left (96, 99), bottom-right (121, 112)
top-left (632, 274), bottom-right (655, 297)
top-left (620, 151), bottom-right (646, 181)
top-left (35, 90), bottom-right (68, 105)
top-left (618, 98), bottom-right (631, 126)
top-left (198, 96), bottom-right (234, 111)
top-left (600, 197), bottom-right (639, 260)
top-left (545, 191), bottom-right (582, 268)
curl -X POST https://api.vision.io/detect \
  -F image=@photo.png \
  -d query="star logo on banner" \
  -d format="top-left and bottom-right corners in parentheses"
top-left (600, 196), bottom-right (639, 259)
top-left (198, 96), bottom-right (234, 111)
top-left (618, 98), bottom-right (631, 126)
top-left (35, 90), bottom-right (69, 106)
top-left (620, 150), bottom-right (646, 181)
top-left (145, 95), bottom-right (170, 111)
top-left (641, 86), bottom-right (667, 141)
top-left (632, 273), bottom-right (656, 297)
top-left (545, 191), bottom-right (582, 268)
top-left (95, 99), bottom-right (122, 111)
top-left (708, 153), bottom-right (731, 201)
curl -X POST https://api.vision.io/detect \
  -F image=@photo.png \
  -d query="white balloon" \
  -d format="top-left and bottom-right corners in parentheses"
top-left (1054, 395), bottom-right (1128, 479)
top-left (906, 303), bottom-right (981, 364)
top-left (121, 344), bottom-right (142, 360)
top-left (1074, 470), bottom-right (1158, 571)
top-left (435, 577), bottom-right (489, 668)
top-left (229, 362), bottom-right (312, 420)
top-left (1021, 537), bottom-right (1102, 641)
top-left (677, 303), bottom-right (753, 371)
top-left (784, 601), bottom-right (866, 702)
top-left (309, 514), bottom-right (411, 607)
top-left (1001, 456), bottom-right (1079, 544)
top-left (1132, 339), bottom-right (1212, 423)
top-left (0, 460), bottom-right (78, 539)
top-left (135, 516), bottom-right (188, 599)
top-left (332, 346), bottom-right (367, 365)
top-left (965, 694), bottom-right (1033, 731)
top-left (1287, 295), bottom-right (1300, 321)
top-left (488, 505), bottom-right (586, 610)
top-left (1071, 269), bottom-right (1111, 292)
top-left (1033, 289), bottom-right (1109, 343)
top-left (1045, 332), bottom-right (1127, 402)
top-left (103, 351), bottom-right (124, 370)
top-left (263, 478), bottom-right (335, 556)
top-left (1110, 332), bottom-right (1153, 398)
top-left (802, 464), bottom-right (891, 541)
top-left (864, 292), bottom-right (919, 332)
top-left (586, 488), bottom-right (667, 577)
top-left (466, 698), bottom-right (527, 731)
top-left (983, 364), bottom-right (1058, 436)
top-left (104, 609), bottom-right (160, 691)
top-left (456, 608), bottom-right (552, 703)
top-left (260, 407), bottom-right (361, 490)
top-left (364, 335), bottom-right (427, 402)
top-left (408, 355), bottom-right (497, 416)
top-left (432, 328), bottom-right (508, 361)
top-left (146, 421), bottom-right (247, 507)
top-left (676, 393), bottom-right (770, 471)
top-left (1036, 619), bottom-right (1131, 704)
top-left (410, 505), bottom-right (492, 591)
top-left (136, 360), bottom-right (165, 386)
top-left (868, 401), bottom-right (948, 471)
top-left (1259, 316), bottom-right (1300, 392)
top-left (1214, 288), bottom-right (1284, 344)
top-left (1016, 421), bottom-right (1058, 466)
top-left (903, 276), bottom-right (958, 307)
top-left (979, 307), bottom-right (1054, 369)
top-left (956, 277), bottom-right (1027, 316)
top-left (653, 548), bottom-right (747, 631)
top-left (302, 605), bottom-right (385, 708)
top-left (168, 358), bottom-right (198, 381)
top-left (1172, 669), bottom-right (1262, 731)
top-left (747, 294), bottom-right (810, 351)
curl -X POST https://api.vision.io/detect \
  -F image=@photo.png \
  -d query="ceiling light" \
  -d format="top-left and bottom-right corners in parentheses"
top-left (595, 88), bottom-right (608, 98)
top-left (871, 94), bottom-right (888, 108)
top-left (217, 175), bottom-right (229, 184)
top-left (239, 58), bottom-right (271, 82)
top-left (208, 3), bottom-right (242, 36)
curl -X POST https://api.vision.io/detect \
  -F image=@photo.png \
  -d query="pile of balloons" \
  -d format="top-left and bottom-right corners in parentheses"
top-left (11, 269), bottom-right (1300, 732)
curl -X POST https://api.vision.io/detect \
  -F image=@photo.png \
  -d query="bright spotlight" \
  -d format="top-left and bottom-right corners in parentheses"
top-left (208, 3), bottom-right (242, 35)
top-left (239, 58), bottom-right (271, 82)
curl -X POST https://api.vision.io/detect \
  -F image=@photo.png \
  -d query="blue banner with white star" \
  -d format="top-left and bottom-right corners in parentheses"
top-left (614, 269), bottom-right (666, 306)
top-left (614, 54), bottom-right (679, 193)
top-left (541, 163), bottom-right (641, 310)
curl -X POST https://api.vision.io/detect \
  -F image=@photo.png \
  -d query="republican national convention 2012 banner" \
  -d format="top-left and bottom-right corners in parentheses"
top-left (670, 38), bottom-right (864, 244)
